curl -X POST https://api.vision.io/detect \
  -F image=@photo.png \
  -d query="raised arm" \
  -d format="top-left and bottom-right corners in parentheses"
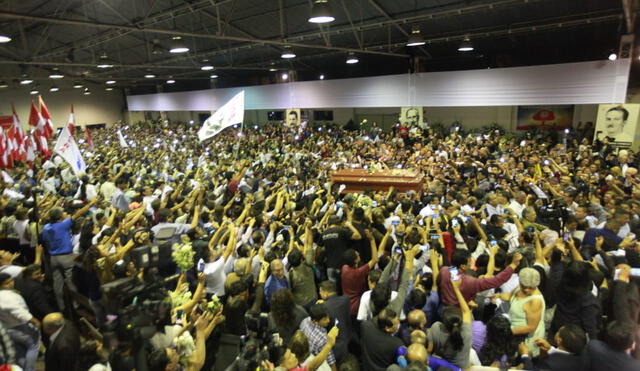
top-left (451, 276), bottom-right (471, 323)
top-left (72, 197), bottom-right (99, 220)
top-left (365, 229), bottom-right (379, 268)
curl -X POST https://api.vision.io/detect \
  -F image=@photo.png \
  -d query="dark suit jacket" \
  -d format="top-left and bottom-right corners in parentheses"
top-left (537, 352), bottom-right (582, 371)
top-left (14, 277), bottom-right (56, 321)
top-left (361, 320), bottom-right (403, 371)
top-left (580, 339), bottom-right (640, 371)
top-left (324, 294), bottom-right (352, 363)
top-left (45, 322), bottom-right (81, 371)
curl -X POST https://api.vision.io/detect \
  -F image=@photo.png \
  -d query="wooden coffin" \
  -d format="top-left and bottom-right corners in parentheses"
top-left (330, 169), bottom-right (424, 194)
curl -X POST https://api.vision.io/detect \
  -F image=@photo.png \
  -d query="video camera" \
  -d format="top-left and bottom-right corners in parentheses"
top-left (227, 312), bottom-right (286, 371)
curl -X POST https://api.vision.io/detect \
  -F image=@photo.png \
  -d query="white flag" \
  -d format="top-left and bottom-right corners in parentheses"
top-left (53, 127), bottom-right (86, 175)
top-left (117, 130), bottom-right (129, 148)
top-left (198, 91), bottom-right (245, 142)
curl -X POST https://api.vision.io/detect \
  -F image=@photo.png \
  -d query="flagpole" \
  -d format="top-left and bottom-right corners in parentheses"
top-left (234, 121), bottom-right (244, 161)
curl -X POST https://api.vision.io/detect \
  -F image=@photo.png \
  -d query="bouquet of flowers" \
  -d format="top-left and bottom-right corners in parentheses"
top-left (206, 295), bottom-right (222, 313)
top-left (173, 331), bottom-right (195, 364)
top-left (169, 289), bottom-right (192, 308)
top-left (172, 236), bottom-right (195, 271)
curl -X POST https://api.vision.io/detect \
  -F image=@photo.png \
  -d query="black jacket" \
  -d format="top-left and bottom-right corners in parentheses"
top-left (14, 277), bottom-right (56, 320)
top-left (324, 294), bottom-right (352, 363)
top-left (45, 322), bottom-right (81, 371)
top-left (361, 320), bottom-right (403, 371)
top-left (537, 352), bottom-right (582, 371)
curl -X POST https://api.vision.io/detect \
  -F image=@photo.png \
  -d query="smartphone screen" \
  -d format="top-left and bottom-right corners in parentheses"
top-left (490, 240), bottom-right (498, 247)
top-left (450, 267), bottom-right (460, 281)
top-left (563, 232), bottom-right (570, 242)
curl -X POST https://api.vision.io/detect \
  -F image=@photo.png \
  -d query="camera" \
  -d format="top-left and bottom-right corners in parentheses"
top-left (228, 312), bottom-right (286, 370)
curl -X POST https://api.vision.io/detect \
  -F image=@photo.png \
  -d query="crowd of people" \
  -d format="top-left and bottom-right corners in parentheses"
top-left (0, 117), bottom-right (639, 371)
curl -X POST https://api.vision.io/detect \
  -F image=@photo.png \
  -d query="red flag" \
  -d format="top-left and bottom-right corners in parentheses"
top-left (0, 129), bottom-right (11, 168)
top-left (28, 102), bottom-right (51, 158)
top-left (85, 126), bottom-right (94, 151)
top-left (25, 135), bottom-right (37, 164)
top-left (8, 106), bottom-right (26, 161)
top-left (67, 105), bottom-right (75, 136)
top-left (38, 96), bottom-right (54, 138)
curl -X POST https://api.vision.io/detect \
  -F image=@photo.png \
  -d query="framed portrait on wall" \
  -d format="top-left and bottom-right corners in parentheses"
top-left (594, 104), bottom-right (640, 145)
top-left (399, 107), bottom-right (423, 127)
top-left (285, 108), bottom-right (301, 127)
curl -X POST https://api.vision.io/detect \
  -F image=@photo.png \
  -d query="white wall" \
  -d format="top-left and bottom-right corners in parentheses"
top-left (0, 88), bottom-right (125, 129)
top-left (127, 104), bottom-right (601, 133)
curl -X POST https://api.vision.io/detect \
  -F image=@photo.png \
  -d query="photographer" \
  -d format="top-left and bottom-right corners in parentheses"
top-left (259, 326), bottom-right (339, 371)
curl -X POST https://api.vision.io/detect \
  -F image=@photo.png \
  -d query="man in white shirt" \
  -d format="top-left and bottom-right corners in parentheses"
top-left (508, 191), bottom-right (527, 218)
top-left (0, 273), bottom-right (40, 371)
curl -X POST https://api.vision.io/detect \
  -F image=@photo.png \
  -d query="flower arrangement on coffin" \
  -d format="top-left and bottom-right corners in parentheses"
top-left (206, 295), bottom-right (222, 313)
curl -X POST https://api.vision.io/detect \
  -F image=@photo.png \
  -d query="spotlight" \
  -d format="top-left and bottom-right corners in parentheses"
top-left (29, 89), bottom-right (39, 95)
top-left (49, 69), bottom-right (64, 79)
top-left (169, 36), bottom-right (189, 53)
top-left (346, 52), bottom-right (359, 64)
top-left (0, 81), bottom-right (8, 88)
top-left (106, 80), bottom-right (116, 84)
top-left (608, 51), bottom-right (618, 61)
top-left (406, 27), bottom-right (426, 47)
top-left (144, 73), bottom-right (156, 78)
top-left (20, 77), bottom-right (33, 85)
top-left (73, 81), bottom-right (83, 88)
top-left (458, 37), bottom-right (474, 52)
top-left (281, 46), bottom-right (296, 59)
top-left (281, 73), bottom-right (289, 80)
top-left (308, 0), bottom-right (335, 24)
top-left (319, 74), bottom-right (325, 80)
top-left (166, 79), bottom-right (175, 84)
top-left (209, 74), bottom-right (218, 79)
top-left (201, 65), bottom-right (214, 71)
top-left (50, 86), bottom-right (59, 92)
top-left (0, 34), bottom-right (11, 43)
top-left (105, 87), bottom-right (114, 91)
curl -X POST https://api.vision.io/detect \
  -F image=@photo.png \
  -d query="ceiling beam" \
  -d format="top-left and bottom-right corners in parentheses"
top-left (29, 0), bottom-right (238, 60)
top-left (0, 11), bottom-right (409, 58)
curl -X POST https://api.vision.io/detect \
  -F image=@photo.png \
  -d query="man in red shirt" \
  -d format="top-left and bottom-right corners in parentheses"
top-left (341, 230), bottom-right (379, 316)
top-left (437, 248), bottom-right (522, 306)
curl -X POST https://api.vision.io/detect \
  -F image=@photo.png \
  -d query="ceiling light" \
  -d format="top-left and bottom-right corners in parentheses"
top-left (210, 74), bottom-right (218, 79)
top-left (319, 74), bottom-right (325, 80)
top-left (281, 73), bottom-right (289, 80)
top-left (608, 51), bottom-right (618, 61)
top-left (49, 86), bottom-right (59, 92)
top-left (20, 77), bottom-right (33, 85)
top-left (0, 81), bottom-right (8, 88)
top-left (144, 73), bottom-right (156, 78)
top-left (309, 0), bottom-right (335, 24)
top-left (406, 27), bottom-right (426, 47)
top-left (83, 88), bottom-right (91, 95)
top-left (281, 46), bottom-right (296, 59)
top-left (49, 69), bottom-right (64, 79)
top-left (30, 89), bottom-right (39, 95)
top-left (458, 37), bottom-right (474, 52)
top-left (169, 36), bottom-right (189, 53)
top-left (201, 65), bottom-right (214, 71)
top-left (0, 34), bottom-right (11, 43)
top-left (166, 79), bottom-right (175, 84)
top-left (151, 39), bottom-right (164, 55)
top-left (106, 80), bottom-right (116, 84)
top-left (105, 87), bottom-right (114, 91)
top-left (73, 81), bottom-right (83, 88)
top-left (96, 51), bottom-right (114, 68)
top-left (346, 52), bottom-right (359, 64)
